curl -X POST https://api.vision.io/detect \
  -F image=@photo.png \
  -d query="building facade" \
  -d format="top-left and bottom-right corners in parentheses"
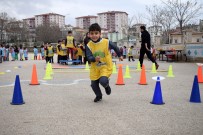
top-left (35, 13), bottom-right (65, 28)
top-left (148, 26), bottom-right (162, 47)
top-left (75, 15), bottom-right (98, 29)
top-left (97, 11), bottom-right (128, 33)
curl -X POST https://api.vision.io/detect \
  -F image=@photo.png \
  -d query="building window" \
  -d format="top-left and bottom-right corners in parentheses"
top-left (197, 39), bottom-right (200, 42)
top-left (174, 39), bottom-right (178, 43)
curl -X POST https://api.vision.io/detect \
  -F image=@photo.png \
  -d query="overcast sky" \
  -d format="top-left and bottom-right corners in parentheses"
top-left (0, 0), bottom-right (202, 26)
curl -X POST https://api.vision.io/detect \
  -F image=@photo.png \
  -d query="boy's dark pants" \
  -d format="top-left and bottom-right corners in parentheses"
top-left (91, 76), bottom-right (109, 97)
top-left (139, 48), bottom-right (157, 67)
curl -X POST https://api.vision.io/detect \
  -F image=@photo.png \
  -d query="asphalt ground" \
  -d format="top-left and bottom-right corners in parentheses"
top-left (0, 55), bottom-right (203, 135)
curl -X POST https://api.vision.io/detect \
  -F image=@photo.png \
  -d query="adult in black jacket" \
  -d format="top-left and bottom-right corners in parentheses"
top-left (139, 26), bottom-right (159, 69)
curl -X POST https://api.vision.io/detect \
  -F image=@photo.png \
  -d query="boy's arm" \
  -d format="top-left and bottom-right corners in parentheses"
top-left (109, 41), bottom-right (123, 60)
top-left (73, 39), bottom-right (76, 48)
top-left (86, 45), bottom-right (96, 62)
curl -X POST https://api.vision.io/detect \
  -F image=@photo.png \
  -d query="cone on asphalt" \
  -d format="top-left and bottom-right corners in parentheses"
top-left (47, 62), bottom-right (53, 75)
top-left (190, 75), bottom-right (201, 103)
top-left (37, 54), bottom-right (41, 60)
top-left (124, 65), bottom-right (131, 78)
top-left (151, 76), bottom-right (165, 105)
top-left (30, 64), bottom-right (40, 85)
top-left (138, 65), bottom-right (147, 85)
top-left (167, 65), bottom-right (175, 77)
top-left (112, 63), bottom-right (117, 74)
top-left (197, 66), bottom-right (203, 83)
top-left (136, 61), bottom-right (141, 71)
top-left (85, 61), bottom-right (90, 71)
top-left (11, 75), bottom-right (25, 105)
top-left (116, 64), bottom-right (125, 85)
top-left (151, 63), bottom-right (157, 73)
top-left (43, 64), bottom-right (53, 80)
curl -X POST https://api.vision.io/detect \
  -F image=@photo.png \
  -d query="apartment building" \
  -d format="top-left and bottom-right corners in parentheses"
top-left (23, 13), bottom-right (65, 28)
top-left (35, 13), bottom-right (65, 28)
top-left (148, 26), bottom-right (162, 46)
top-left (75, 15), bottom-right (98, 29)
top-left (23, 17), bottom-right (35, 28)
top-left (97, 11), bottom-right (128, 33)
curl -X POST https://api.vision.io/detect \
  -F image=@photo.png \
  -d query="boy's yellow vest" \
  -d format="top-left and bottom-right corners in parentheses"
top-left (77, 47), bottom-right (83, 56)
top-left (56, 45), bottom-right (62, 55)
top-left (66, 36), bottom-right (74, 48)
top-left (60, 44), bottom-right (67, 56)
top-left (128, 48), bottom-right (133, 56)
top-left (48, 46), bottom-right (54, 57)
top-left (87, 38), bottom-right (112, 80)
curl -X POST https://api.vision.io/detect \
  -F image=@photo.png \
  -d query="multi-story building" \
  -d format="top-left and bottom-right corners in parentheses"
top-left (61, 24), bottom-right (74, 38)
top-left (35, 13), bottom-right (65, 28)
top-left (148, 26), bottom-right (162, 46)
top-left (97, 11), bottom-right (128, 33)
top-left (128, 23), bottom-right (146, 47)
top-left (75, 15), bottom-right (98, 29)
top-left (23, 17), bottom-right (35, 28)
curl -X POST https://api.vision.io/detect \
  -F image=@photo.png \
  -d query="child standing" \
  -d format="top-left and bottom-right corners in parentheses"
top-left (14, 45), bottom-right (19, 60)
top-left (10, 46), bottom-right (15, 61)
top-left (40, 45), bottom-right (45, 60)
top-left (23, 47), bottom-right (28, 60)
top-left (65, 31), bottom-right (76, 60)
top-left (76, 43), bottom-right (83, 64)
top-left (128, 46), bottom-right (135, 62)
top-left (33, 46), bottom-right (38, 60)
top-left (19, 45), bottom-right (24, 61)
top-left (86, 23), bottom-right (123, 102)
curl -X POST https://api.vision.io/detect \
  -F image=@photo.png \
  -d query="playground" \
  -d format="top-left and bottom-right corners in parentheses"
top-left (0, 55), bottom-right (203, 135)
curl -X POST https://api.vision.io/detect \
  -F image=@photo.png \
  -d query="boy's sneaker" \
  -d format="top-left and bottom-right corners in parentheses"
top-left (94, 96), bottom-right (102, 102)
top-left (155, 64), bottom-right (159, 70)
top-left (105, 86), bottom-right (111, 95)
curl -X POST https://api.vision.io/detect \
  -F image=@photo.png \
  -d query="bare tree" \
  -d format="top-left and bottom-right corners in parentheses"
top-left (0, 12), bottom-right (9, 43)
top-left (36, 23), bottom-right (61, 43)
top-left (159, 8), bottom-right (176, 43)
top-left (146, 5), bottom-right (162, 36)
top-left (162, 0), bottom-right (202, 34)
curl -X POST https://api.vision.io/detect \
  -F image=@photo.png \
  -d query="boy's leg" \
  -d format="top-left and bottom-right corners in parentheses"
top-left (91, 80), bottom-right (102, 102)
top-left (139, 49), bottom-right (145, 67)
top-left (99, 76), bottom-right (111, 95)
top-left (146, 50), bottom-right (159, 69)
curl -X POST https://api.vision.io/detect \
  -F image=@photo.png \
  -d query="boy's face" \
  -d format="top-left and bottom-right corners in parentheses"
top-left (89, 31), bottom-right (101, 42)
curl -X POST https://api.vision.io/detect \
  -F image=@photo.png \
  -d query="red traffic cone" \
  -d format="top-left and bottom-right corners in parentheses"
top-left (138, 65), bottom-right (147, 85)
top-left (30, 64), bottom-right (40, 85)
top-left (116, 64), bottom-right (125, 85)
top-left (197, 66), bottom-right (203, 83)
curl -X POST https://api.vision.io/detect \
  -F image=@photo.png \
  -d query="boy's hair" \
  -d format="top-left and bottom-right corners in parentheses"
top-left (140, 26), bottom-right (146, 30)
top-left (58, 40), bottom-right (61, 43)
top-left (89, 23), bottom-right (101, 32)
top-left (68, 31), bottom-right (72, 34)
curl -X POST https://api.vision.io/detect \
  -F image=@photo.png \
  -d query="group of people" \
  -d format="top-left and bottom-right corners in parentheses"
top-left (0, 44), bottom-right (28, 63)
top-left (56, 31), bottom-right (87, 65)
top-left (1, 23), bottom-right (159, 103)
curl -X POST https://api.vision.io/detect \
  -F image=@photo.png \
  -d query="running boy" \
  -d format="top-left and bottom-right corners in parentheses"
top-left (86, 23), bottom-right (123, 102)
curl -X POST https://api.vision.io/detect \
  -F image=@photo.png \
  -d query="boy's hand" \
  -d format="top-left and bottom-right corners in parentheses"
top-left (95, 56), bottom-right (100, 62)
top-left (119, 56), bottom-right (123, 61)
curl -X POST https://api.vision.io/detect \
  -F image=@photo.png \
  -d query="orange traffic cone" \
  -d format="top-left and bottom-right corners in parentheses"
top-left (197, 66), bottom-right (203, 83)
top-left (138, 65), bottom-right (147, 85)
top-left (30, 64), bottom-right (40, 85)
top-left (37, 54), bottom-right (41, 60)
top-left (116, 64), bottom-right (125, 85)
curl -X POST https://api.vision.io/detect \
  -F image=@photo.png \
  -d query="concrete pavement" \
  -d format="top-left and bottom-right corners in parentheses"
top-left (0, 55), bottom-right (203, 135)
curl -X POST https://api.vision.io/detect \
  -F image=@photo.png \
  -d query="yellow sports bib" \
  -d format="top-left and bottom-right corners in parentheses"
top-left (48, 46), bottom-right (54, 57)
top-left (87, 38), bottom-right (113, 80)
top-left (66, 36), bottom-right (74, 48)
top-left (60, 44), bottom-right (67, 56)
